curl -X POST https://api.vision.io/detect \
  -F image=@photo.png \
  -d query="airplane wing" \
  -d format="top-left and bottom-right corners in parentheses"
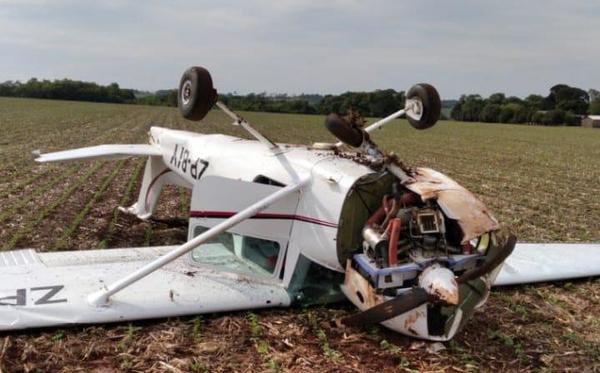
top-left (493, 243), bottom-right (600, 286)
top-left (34, 144), bottom-right (162, 163)
top-left (0, 178), bottom-right (310, 330)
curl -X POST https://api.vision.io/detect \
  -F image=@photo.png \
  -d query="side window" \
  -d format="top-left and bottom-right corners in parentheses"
top-left (241, 236), bottom-right (280, 273)
top-left (191, 226), bottom-right (282, 276)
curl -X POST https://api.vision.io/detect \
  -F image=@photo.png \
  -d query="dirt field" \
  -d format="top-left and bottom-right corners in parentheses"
top-left (0, 97), bottom-right (599, 372)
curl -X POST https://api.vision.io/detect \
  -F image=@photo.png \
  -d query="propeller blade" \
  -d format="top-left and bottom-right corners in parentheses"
top-left (341, 287), bottom-right (429, 326)
top-left (458, 234), bottom-right (517, 284)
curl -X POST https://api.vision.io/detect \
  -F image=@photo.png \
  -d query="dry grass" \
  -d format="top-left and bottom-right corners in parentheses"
top-left (0, 97), bottom-right (599, 372)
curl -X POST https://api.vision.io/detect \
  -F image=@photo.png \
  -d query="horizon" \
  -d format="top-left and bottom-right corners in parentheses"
top-left (1, 1), bottom-right (599, 98)
top-left (0, 77), bottom-right (582, 102)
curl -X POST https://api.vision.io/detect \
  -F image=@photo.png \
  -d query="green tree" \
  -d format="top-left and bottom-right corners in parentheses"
top-left (505, 96), bottom-right (523, 105)
top-left (480, 103), bottom-right (501, 122)
top-left (531, 111), bottom-right (545, 124)
top-left (499, 105), bottom-right (516, 123)
top-left (450, 94), bottom-right (484, 122)
top-left (564, 112), bottom-right (580, 126)
top-left (488, 93), bottom-right (506, 105)
top-left (498, 103), bottom-right (527, 123)
top-left (450, 95), bottom-right (465, 121)
top-left (542, 109), bottom-right (566, 125)
top-left (547, 84), bottom-right (589, 115)
top-left (589, 98), bottom-right (600, 115)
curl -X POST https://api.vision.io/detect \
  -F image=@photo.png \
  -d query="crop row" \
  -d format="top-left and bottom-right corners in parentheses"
top-left (2, 162), bottom-right (105, 251)
top-left (53, 160), bottom-right (127, 251)
top-left (99, 159), bottom-right (146, 249)
top-left (0, 164), bottom-right (82, 224)
top-left (0, 111), bottom-right (154, 203)
top-left (0, 105), bottom-right (155, 176)
top-left (0, 167), bottom-right (54, 200)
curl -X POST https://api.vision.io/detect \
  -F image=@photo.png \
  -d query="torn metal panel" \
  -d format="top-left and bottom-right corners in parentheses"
top-left (404, 167), bottom-right (500, 243)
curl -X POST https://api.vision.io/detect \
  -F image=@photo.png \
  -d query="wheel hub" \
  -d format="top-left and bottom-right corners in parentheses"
top-left (181, 80), bottom-right (193, 105)
top-left (405, 98), bottom-right (423, 121)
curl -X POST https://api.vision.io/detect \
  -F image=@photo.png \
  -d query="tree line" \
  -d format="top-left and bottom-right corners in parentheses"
top-left (2, 78), bottom-right (599, 126)
top-left (0, 78), bottom-right (411, 117)
top-left (0, 78), bottom-right (136, 104)
top-left (219, 89), bottom-right (411, 117)
top-left (451, 85), bottom-right (600, 126)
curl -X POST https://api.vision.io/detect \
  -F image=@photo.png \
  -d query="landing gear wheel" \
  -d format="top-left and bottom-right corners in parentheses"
top-left (178, 66), bottom-right (218, 121)
top-left (324, 113), bottom-right (365, 148)
top-left (405, 83), bottom-right (441, 130)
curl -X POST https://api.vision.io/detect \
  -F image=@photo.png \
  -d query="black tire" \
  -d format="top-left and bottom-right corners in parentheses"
top-left (324, 113), bottom-right (365, 147)
top-left (405, 83), bottom-right (440, 130)
top-left (178, 66), bottom-right (218, 121)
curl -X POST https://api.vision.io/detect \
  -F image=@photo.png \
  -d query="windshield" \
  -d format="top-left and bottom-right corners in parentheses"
top-left (190, 226), bottom-right (282, 277)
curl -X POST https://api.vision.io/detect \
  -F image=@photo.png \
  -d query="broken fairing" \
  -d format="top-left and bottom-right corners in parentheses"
top-left (404, 168), bottom-right (500, 244)
top-left (338, 162), bottom-right (507, 340)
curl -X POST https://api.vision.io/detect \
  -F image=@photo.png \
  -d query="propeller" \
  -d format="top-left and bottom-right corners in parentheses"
top-left (342, 234), bottom-right (517, 327)
top-left (342, 264), bottom-right (458, 326)
top-left (342, 287), bottom-right (429, 326)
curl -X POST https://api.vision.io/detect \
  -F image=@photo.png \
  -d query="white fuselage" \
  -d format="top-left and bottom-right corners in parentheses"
top-left (1, 127), bottom-right (375, 331)
top-left (148, 127), bottom-right (374, 277)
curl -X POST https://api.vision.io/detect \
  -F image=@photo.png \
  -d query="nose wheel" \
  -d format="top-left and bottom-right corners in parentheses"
top-left (324, 113), bottom-right (365, 148)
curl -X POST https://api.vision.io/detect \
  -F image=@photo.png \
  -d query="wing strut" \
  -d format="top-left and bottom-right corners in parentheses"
top-left (215, 101), bottom-right (279, 150)
top-left (88, 176), bottom-right (310, 306)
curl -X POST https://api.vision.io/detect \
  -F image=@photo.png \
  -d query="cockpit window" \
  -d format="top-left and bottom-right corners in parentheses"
top-left (190, 226), bottom-right (281, 276)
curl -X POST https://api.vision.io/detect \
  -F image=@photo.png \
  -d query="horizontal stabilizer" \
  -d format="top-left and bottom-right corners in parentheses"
top-left (34, 144), bottom-right (162, 163)
top-left (494, 243), bottom-right (600, 286)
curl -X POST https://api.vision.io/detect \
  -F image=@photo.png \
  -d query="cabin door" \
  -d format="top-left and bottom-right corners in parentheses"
top-left (188, 176), bottom-right (301, 279)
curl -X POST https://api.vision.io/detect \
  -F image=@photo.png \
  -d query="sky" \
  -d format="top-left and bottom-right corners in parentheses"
top-left (0, 0), bottom-right (598, 99)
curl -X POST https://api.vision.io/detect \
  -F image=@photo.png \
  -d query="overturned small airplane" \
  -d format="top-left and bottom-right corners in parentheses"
top-left (1, 66), bottom-right (599, 341)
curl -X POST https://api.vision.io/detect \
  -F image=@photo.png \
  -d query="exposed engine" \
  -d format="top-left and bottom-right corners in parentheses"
top-left (350, 180), bottom-right (490, 296)
top-left (362, 190), bottom-right (468, 268)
